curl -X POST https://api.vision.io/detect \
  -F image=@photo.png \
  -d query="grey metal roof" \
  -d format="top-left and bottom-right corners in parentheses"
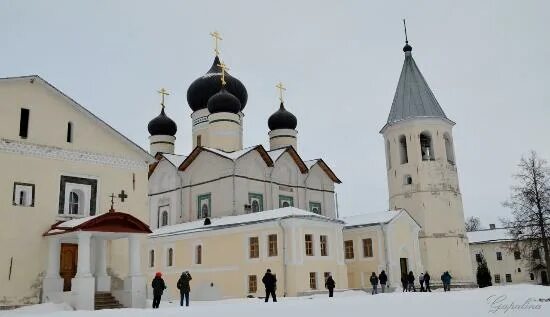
top-left (384, 50), bottom-right (451, 128)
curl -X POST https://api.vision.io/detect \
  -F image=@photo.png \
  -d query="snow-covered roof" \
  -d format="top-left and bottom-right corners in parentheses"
top-left (150, 207), bottom-right (343, 238)
top-left (467, 228), bottom-right (513, 244)
top-left (162, 154), bottom-right (187, 167)
top-left (304, 159), bottom-right (318, 169)
top-left (205, 146), bottom-right (258, 160)
top-left (341, 210), bottom-right (402, 228)
top-left (44, 212), bottom-right (151, 236)
top-left (267, 148), bottom-right (286, 162)
top-left (56, 215), bottom-right (101, 228)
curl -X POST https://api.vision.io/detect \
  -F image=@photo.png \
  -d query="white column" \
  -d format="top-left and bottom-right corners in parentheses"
top-left (129, 235), bottom-right (141, 276)
top-left (42, 237), bottom-right (64, 302)
top-left (46, 238), bottom-right (61, 278)
top-left (95, 239), bottom-right (111, 292)
top-left (76, 232), bottom-right (92, 277)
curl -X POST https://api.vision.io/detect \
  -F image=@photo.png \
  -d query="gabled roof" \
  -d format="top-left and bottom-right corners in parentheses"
top-left (178, 145), bottom-right (273, 171)
top-left (43, 211), bottom-right (152, 236)
top-left (0, 75), bottom-right (153, 161)
top-left (150, 207), bottom-right (344, 238)
top-left (342, 209), bottom-right (419, 229)
top-left (149, 153), bottom-right (188, 177)
top-left (267, 146), bottom-right (308, 174)
top-left (304, 159), bottom-right (342, 184)
top-left (380, 47), bottom-right (454, 133)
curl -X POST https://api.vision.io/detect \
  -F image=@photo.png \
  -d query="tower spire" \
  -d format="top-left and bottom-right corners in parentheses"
top-left (402, 19), bottom-right (412, 52)
top-left (210, 31), bottom-right (223, 56)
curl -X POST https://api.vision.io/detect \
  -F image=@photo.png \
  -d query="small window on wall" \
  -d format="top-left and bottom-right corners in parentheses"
top-left (195, 245), bottom-right (202, 264)
top-left (248, 275), bottom-right (257, 293)
top-left (362, 238), bottom-right (373, 257)
top-left (66, 122), bottom-right (73, 143)
top-left (404, 175), bottom-right (413, 185)
top-left (505, 274), bottom-right (512, 283)
top-left (197, 194), bottom-right (211, 219)
top-left (69, 191), bottom-right (80, 214)
top-left (309, 202), bottom-right (322, 214)
top-left (149, 250), bottom-right (155, 267)
top-left (196, 135), bottom-right (202, 147)
top-left (494, 274), bottom-right (501, 283)
top-left (344, 240), bottom-right (354, 259)
top-left (167, 248), bottom-right (174, 267)
top-left (19, 108), bottom-right (30, 138)
top-left (305, 234), bottom-right (314, 256)
top-left (248, 193), bottom-right (263, 213)
top-left (496, 252), bottom-right (502, 261)
top-left (279, 195), bottom-right (294, 208)
top-left (161, 211), bottom-right (169, 227)
top-left (13, 182), bottom-right (35, 207)
top-left (514, 251), bottom-right (521, 260)
top-left (320, 235), bottom-right (328, 256)
top-left (268, 234), bottom-right (278, 257)
top-left (249, 237), bottom-right (259, 259)
top-left (309, 272), bottom-right (317, 290)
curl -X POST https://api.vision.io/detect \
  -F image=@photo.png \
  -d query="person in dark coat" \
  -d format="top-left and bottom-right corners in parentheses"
top-left (407, 271), bottom-right (416, 292)
top-left (441, 271), bottom-right (452, 292)
top-left (401, 273), bottom-right (408, 292)
top-left (262, 269), bottom-right (277, 302)
top-left (151, 272), bottom-right (166, 309)
top-left (176, 271), bottom-right (192, 307)
top-left (325, 275), bottom-right (336, 297)
top-left (378, 271), bottom-right (388, 293)
top-left (424, 271), bottom-right (431, 292)
top-left (419, 272), bottom-right (425, 292)
top-left (369, 272), bottom-right (379, 295)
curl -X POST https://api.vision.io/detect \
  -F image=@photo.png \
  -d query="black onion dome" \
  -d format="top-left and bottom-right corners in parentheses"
top-left (403, 42), bottom-right (412, 52)
top-left (148, 108), bottom-right (177, 136)
top-left (268, 102), bottom-right (297, 130)
top-left (207, 87), bottom-right (241, 114)
top-left (187, 56), bottom-right (248, 112)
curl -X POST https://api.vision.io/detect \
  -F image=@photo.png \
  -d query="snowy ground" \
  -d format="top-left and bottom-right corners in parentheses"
top-left (2, 285), bottom-right (549, 317)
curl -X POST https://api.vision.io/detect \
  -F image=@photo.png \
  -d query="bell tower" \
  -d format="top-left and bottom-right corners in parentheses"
top-left (380, 31), bottom-right (473, 284)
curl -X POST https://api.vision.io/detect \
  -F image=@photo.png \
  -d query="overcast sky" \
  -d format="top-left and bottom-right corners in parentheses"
top-left (1, 0), bottom-right (549, 226)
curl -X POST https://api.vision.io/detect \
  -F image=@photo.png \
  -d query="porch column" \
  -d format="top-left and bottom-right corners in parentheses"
top-left (124, 235), bottom-right (146, 308)
top-left (42, 237), bottom-right (64, 302)
top-left (72, 232), bottom-right (95, 310)
top-left (95, 239), bottom-right (111, 292)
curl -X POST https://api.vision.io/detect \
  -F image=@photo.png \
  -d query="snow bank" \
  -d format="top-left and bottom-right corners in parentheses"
top-left (0, 303), bottom-right (73, 316)
top-left (2, 285), bottom-right (548, 317)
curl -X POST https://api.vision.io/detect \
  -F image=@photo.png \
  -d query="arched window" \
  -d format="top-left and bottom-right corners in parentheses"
top-left (149, 250), bottom-right (155, 267)
top-left (444, 133), bottom-right (455, 165)
top-left (420, 131), bottom-right (435, 161)
top-left (167, 248), bottom-right (173, 267)
top-left (161, 211), bottom-right (169, 227)
top-left (282, 201), bottom-right (290, 208)
top-left (399, 135), bottom-right (408, 164)
top-left (19, 191), bottom-right (26, 206)
top-left (66, 122), bottom-right (73, 143)
top-left (386, 140), bottom-right (392, 169)
top-left (69, 191), bottom-right (80, 214)
top-left (404, 175), bottom-right (413, 185)
top-left (196, 245), bottom-right (202, 264)
top-left (252, 200), bottom-right (259, 213)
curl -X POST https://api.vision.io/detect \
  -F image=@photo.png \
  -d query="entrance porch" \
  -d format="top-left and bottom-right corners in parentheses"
top-left (42, 211), bottom-right (151, 310)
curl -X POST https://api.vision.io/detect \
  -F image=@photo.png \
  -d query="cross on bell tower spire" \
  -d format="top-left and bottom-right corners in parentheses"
top-left (210, 31), bottom-right (223, 56)
top-left (276, 82), bottom-right (286, 104)
top-left (157, 88), bottom-right (170, 109)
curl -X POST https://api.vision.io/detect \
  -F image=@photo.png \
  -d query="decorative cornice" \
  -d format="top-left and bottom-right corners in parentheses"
top-left (0, 138), bottom-right (147, 170)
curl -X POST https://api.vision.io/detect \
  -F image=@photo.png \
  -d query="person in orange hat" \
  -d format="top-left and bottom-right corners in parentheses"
top-left (151, 272), bottom-right (166, 308)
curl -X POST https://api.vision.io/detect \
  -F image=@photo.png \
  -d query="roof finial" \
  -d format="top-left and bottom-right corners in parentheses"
top-left (402, 19), bottom-right (412, 52)
top-left (210, 31), bottom-right (223, 56)
top-left (109, 193), bottom-right (116, 212)
top-left (157, 88), bottom-right (170, 109)
top-left (217, 61), bottom-right (229, 86)
top-left (276, 82), bottom-right (286, 104)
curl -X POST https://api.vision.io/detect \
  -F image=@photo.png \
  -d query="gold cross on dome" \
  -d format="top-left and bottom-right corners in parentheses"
top-left (210, 31), bottom-right (223, 56)
top-left (157, 88), bottom-right (170, 109)
top-left (276, 82), bottom-right (286, 103)
top-left (217, 61), bottom-right (230, 86)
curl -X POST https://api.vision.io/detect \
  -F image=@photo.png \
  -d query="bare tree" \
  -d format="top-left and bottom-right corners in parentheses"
top-left (465, 216), bottom-right (482, 232)
top-left (502, 151), bottom-right (550, 285)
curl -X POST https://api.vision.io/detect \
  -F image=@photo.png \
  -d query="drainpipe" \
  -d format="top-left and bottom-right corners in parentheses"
top-left (178, 172), bottom-right (184, 222)
top-left (335, 191), bottom-right (340, 219)
top-left (381, 223), bottom-right (391, 287)
top-left (232, 161), bottom-right (237, 215)
top-left (277, 218), bottom-right (287, 297)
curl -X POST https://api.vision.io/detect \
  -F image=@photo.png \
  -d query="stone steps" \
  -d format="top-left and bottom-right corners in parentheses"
top-left (94, 292), bottom-right (123, 310)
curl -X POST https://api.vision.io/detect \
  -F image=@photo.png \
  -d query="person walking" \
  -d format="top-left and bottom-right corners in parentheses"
top-left (441, 271), bottom-right (452, 292)
top-left (176, 271), bottom-right (192, 307)
top-left (424, 271), bottom-right (432, 292)
top-left (424, 271), bottom-right (431, 292)
top-left (378, 270), bottom-right (388, 293)
top-left (369, 272), bottom-right (379, 295)
top-left (151, 272), bottom-right (166, 309)
top-left (325, 275), bottom-right (336, 297)
top-left (407, 271), bottom-right (416, 292)
top-left (419, 272), bottom-right (425, 292)
top-left (262, 269), bottom-right (277, 302)
top-left (401, 273), bottom-right (408, 292)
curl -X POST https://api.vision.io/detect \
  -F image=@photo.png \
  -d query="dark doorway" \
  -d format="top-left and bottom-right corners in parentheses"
top-left (400, 258), bottom-right (408, 277)
top-left (542, 271), bottom-right (548, 285)
top-left (60, 243), bottom-right (78, 291)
